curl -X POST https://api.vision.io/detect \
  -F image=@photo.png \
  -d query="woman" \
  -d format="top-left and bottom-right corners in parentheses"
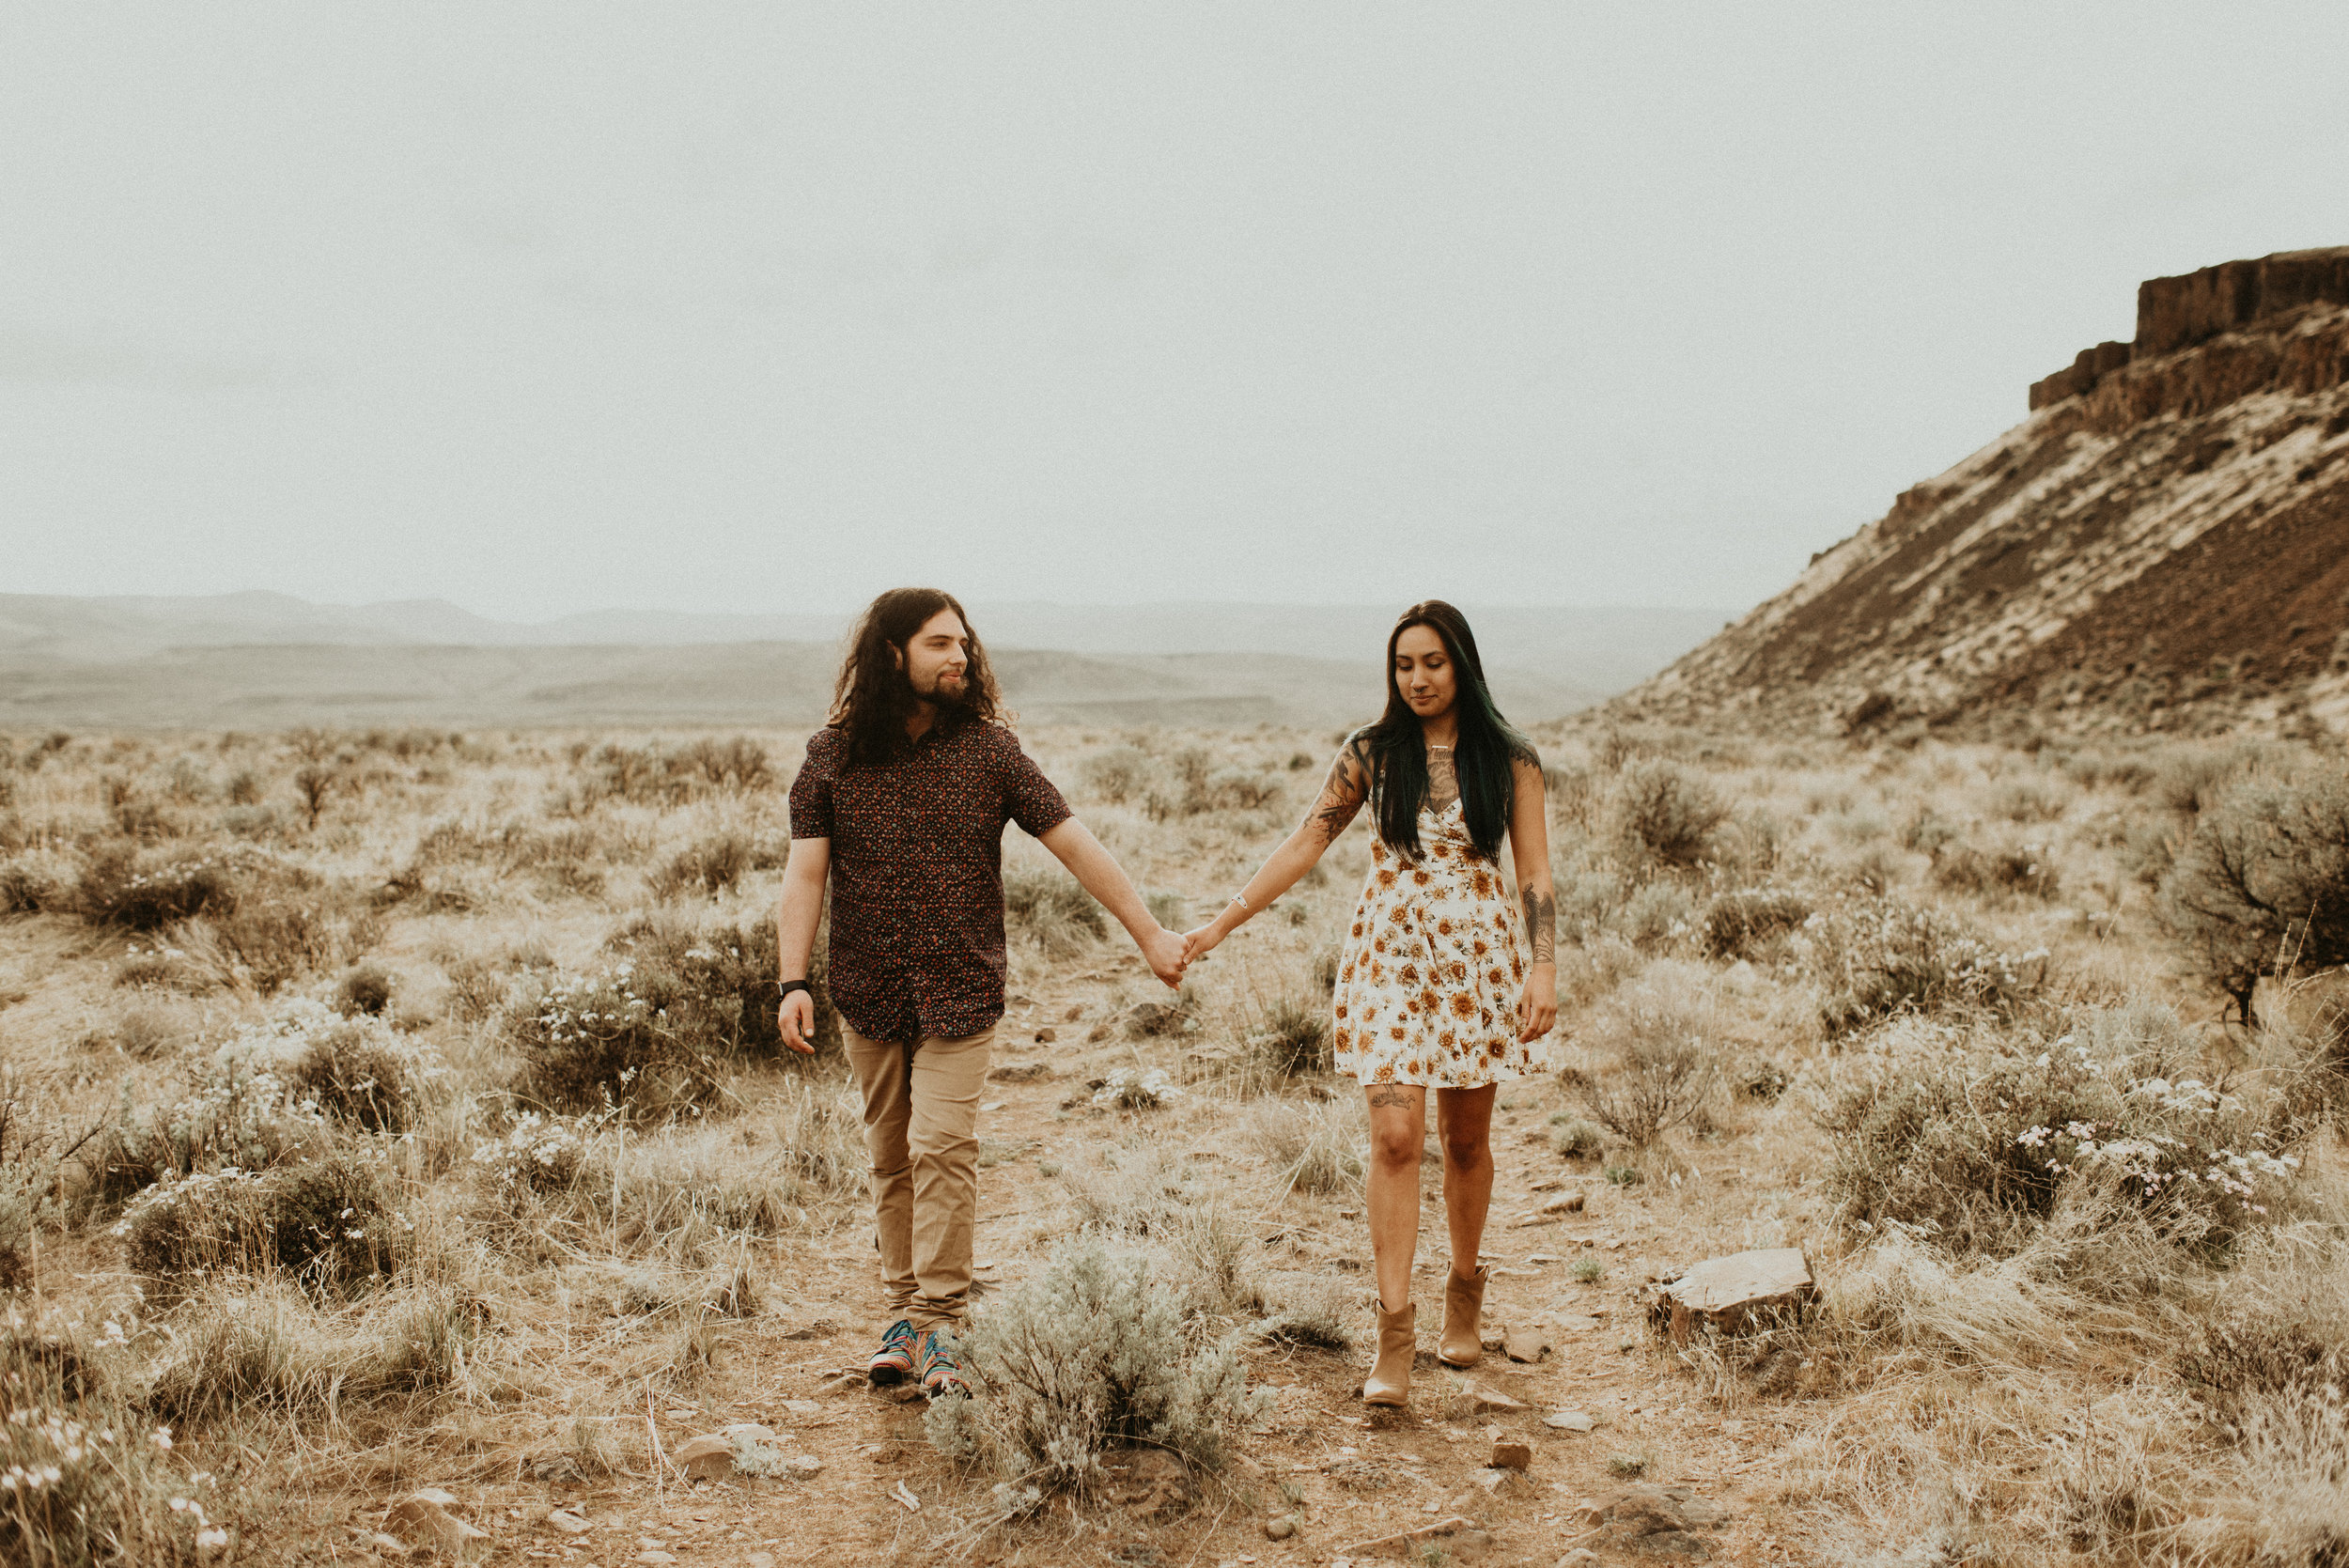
top-left (1183, 600), bottom-right (1556, 1407)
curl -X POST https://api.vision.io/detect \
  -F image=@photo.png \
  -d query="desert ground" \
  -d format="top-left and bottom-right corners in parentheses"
top-left (0, 719), bottom-right (2343, 1567)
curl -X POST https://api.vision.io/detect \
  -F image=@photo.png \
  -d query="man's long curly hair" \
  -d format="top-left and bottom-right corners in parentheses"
top-left (828, 587), bottom-right (1004, 767)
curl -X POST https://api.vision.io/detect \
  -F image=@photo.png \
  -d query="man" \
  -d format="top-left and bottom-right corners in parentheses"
top-left (775, 586), bottom-right (1188, 1398)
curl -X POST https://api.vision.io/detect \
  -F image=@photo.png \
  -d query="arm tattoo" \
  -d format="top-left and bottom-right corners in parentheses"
top-left (1521, 887), bottom-right (1556, 964)
top-left (1308, 749), bottom-right (1368, 846)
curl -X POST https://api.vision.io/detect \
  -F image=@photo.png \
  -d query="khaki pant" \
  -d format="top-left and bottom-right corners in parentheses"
top-left (844, 1021), bottom-right (995, 1332)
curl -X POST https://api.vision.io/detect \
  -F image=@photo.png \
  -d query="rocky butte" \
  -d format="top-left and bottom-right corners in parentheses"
top-left (1620, 247), bottom-right (2349, 739)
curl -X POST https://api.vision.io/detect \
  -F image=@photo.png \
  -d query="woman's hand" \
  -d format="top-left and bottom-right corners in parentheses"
top-left (1181, 924), bottom-right (1226, 966)
top-left (1517, 965), bottom-right (1557, 1043)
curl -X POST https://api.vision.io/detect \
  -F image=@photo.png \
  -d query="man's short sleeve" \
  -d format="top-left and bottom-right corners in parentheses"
top-left (998, 731), bottom-right (1073, 838)
top-left (788, 730), bottom-right (836, 839)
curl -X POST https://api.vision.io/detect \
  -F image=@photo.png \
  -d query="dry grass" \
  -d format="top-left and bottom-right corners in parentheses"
top-left (1, 720), bottom-right (2345, 1560)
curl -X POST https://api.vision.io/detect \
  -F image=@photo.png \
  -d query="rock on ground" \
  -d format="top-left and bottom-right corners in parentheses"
top-left (1576, 1485), bottom-right (1732, 1558)
top-left (1652, 1248), bottom-right (1816, 1343)
top-left (381, 1489), bottom-right (488, 1554)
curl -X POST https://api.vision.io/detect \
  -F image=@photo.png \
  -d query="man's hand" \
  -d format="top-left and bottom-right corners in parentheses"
top-left (779, 989), bottom-right (818, 1054)
top-left (1517, 968), bottom-right (1558, 1043)
top-left (1141, 925), bottom-right (1188, 988)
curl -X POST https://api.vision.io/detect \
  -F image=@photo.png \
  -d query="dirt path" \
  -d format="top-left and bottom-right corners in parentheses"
top-left (457, 993), bottom-right (1821, 1567)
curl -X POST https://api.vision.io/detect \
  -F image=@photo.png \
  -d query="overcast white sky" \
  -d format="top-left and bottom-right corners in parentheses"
top-left (4, 3), bottom-right (2346, 622)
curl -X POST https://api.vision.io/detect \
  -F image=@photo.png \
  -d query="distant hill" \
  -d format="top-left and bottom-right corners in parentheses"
top-left (0, 642), bottom-right (1455, 730)
top-left (0, 593), bottom-right (1724, 730)
top-left (1618, 247), bottom-right (2349, 740)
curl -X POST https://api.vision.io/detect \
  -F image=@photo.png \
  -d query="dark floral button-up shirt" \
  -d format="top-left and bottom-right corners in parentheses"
top-left (788, 719), bottom-right (1072, 1044)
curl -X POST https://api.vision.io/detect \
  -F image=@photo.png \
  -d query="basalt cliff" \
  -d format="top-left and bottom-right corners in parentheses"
top-left (1621, 247), bottom-right (2349, 739)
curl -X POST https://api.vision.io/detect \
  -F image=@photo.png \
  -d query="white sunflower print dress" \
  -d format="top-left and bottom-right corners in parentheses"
top-left (1331, 799), bottom-right (1541, 1088)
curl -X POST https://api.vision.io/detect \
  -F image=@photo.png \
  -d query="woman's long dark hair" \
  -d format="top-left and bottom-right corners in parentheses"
top-left (1361, 600), bottom-right (1531, 862)
top-left (829, 587), bottom-right (1003, 767)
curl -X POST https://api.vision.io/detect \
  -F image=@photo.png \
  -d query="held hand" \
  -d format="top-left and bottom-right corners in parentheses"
top-left (778, 990), bottom-right (818, 1055)
top-left (1140, 924), bottom-right (1189, 989)
top-left (1181, 924), bottom-right (1223, 967)
top-left (1517, 971), bottom-right (1558, 1044)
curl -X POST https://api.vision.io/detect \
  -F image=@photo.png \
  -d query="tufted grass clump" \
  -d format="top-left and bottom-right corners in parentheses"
top-left (140, 1277), bottom-right (493, 1425)
top-left (1931, 840), bottom-right (2063, 904)
top-left (471, 1079), bottom-right (865, 1256)
top-left (924, 1235), bottom-right (1268, 1496)
top-left (1079, 746), bottom-right (1160, 805)
top-left (647, 830), bottom-right (787, 901)
top-left (1253, 992), bottom-right (1332, 1077)
top-left (1247, 1270), bottom-right (1356, 1350)
top-left (576, 737), bottom-right (775, 806)
top-left (1245, 1097), bottom-right (1365, 1196)
top-left (120, 1152), bottom-right (410, 1297)
top-left (1003, 862), bottom-right (1108, 956)
top-left (1548, 1115), bottom-right (1606, 1159)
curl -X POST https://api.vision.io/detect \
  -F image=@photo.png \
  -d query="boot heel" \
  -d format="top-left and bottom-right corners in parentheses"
top-left (1361, 1299), bottom-right (1416, 1407)
top-left (1438, 1265), bottom-right (1488, 1369)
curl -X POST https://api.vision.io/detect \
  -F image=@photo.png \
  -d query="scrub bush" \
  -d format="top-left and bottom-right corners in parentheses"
top-left (1619, 759), bottom-right (1730, 868)
top-left (1821, 1001), bottom-right (2302, 1255)
top-left (287, 1017), bottom-right (446, 1135)
top-left (1700, 887), bottom-right (1812, 959)
top-left (924, 1236), bottom-right (1268, 1495)
top-left (2159, 768), bottom-right (2349, 1023)
top-left (508, 913), bottom-right (826, 1110)
top-left (1804, 898), bottom-right (2048, 1036)
top-left (0, 1325), bottom-right (223, 1565)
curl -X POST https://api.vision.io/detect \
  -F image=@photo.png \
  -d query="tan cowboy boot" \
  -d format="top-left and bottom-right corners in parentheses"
top-left (1438, 1264), bottom-right (1488, 1368)
top-left (1361, 1299), bottom-right (1416, 1406)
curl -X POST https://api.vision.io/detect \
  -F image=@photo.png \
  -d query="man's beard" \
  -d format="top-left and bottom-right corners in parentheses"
top-left (905, 668), bottom-right (972, 711)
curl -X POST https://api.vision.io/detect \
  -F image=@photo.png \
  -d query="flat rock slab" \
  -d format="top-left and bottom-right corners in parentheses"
top-left (1502, 1328), bottom-right (1550, 1363)
top-left (381, 1490), bottom-right (487, 1554)
top-left (1544, 1409), bottom-right (1595, 1433)
top-left (673, 1433), bottom-right (735, 1480)
top-left (1576, 1484), bottom-right (1731, 1559)
top-left (1654, 1248), bottom-right (1816, 1343)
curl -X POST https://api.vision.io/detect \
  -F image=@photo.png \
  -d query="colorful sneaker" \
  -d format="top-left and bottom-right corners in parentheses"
top-left (916, 1327), bottom-right (968, 1399)
top-left (867, 1318), bottom-right (918, 1387)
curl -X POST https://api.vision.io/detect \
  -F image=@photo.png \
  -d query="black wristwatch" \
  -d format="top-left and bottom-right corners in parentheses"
top-left (779, 980), bottom-right (813, 1001)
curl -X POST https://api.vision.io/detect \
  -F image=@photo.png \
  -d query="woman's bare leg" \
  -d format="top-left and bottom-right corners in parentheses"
top-left (1364, 1084), bottom-right (1428, 1311)
top-left (1435, 1084), bottom-right (1497, 1279)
